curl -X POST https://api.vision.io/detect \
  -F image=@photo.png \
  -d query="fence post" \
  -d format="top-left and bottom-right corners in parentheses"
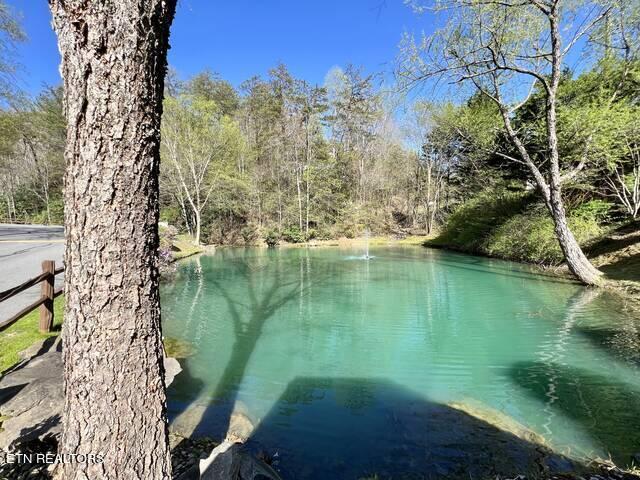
top-left (39, 260), bottom-right (55, 333)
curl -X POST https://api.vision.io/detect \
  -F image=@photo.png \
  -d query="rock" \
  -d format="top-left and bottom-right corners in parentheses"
top-left (0, 347), bottom-right (182, 449)
top-left (0, 351), bottom-right (63, 448)
top-left (199, 439), bottom-right (282, 480)
top-left (165, 357), bottom-right (182, 388)
top-left (170, 402), bottom-right (208, 438)
top-left (164, 337), bottom-right (196, 359)
top-left (448, 400), bottom-right (548, 446)
top-left (17, 337), bottom-right (62, 364)
top-left (226, 401), bottom-right (255, 442)
top-left (170, 400), bottom-right (256, 441)
top-left (171, 434), bottom-right (219, 480)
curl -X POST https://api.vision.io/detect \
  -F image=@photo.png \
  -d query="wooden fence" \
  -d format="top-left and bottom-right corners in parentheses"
top-left (0, 260), bottom-right (64, 333)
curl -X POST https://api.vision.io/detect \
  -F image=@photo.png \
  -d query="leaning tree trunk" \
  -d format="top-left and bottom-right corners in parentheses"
top-left (547, 185), bottom-right (603, 285)
top-left (498, 90), bottom-right (602, 286)
top-left (49, 1), bottom-right (177, 479)
top-left (544, 11), bottom-right (602, 287)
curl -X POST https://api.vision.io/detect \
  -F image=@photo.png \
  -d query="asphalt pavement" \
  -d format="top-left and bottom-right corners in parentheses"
top-left (0, 224), bottom-right (64, 323)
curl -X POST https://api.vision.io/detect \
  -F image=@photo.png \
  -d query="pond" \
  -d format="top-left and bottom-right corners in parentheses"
top-left (161, 246), bottom-right (640, 479)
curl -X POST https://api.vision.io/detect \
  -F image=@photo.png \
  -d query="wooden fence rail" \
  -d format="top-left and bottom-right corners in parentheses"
top-left (0, 260), bottom-right (64, 333)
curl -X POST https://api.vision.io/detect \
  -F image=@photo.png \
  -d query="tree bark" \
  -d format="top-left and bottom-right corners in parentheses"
top-left (296, 164), bottom-right (303, 231)
top-left (194, 208), bottom-right (202, 246)
top-left (547, 187), bottom-right (602, 285)
top-left (499, 104), bottom-right (602, 285)
top-left (49, 1), bottom-right (177, 479)
top-left (545, 6), bottom-right (602, 286)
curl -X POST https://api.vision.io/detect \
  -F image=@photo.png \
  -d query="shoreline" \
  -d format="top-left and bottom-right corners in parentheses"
top-left (425, 241), bottom-right (640, 306)
top-left (193, 234), bottom-right (640, 303)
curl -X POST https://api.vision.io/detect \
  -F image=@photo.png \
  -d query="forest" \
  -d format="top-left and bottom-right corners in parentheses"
top-left (0, 1), bottom-right (638, 274)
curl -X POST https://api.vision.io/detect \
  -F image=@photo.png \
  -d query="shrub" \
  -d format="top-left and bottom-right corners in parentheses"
top-left (429, 189), bottom-right (531, 251)
top-left (159, 223), bottom-right (178, 247)
top-left (572, 199), bottom-right (613, 223)
top-left (241, 224), bottom-right (259, 245)
top-left (30, 198), bottom-right (64, 225)
top-left (486, 211), bottom-right (561, 264)
top-left (429, 189), bottom-right (606, 265)
top-left (48, 198), bottom-right (64, 224)
top-left (264, 229), bottom-right (280, 247)
top-left (160, 206), bottom-right (182, 225)
top-left (281, 226), bottom-right (306, 243)
top-left (159, 223), bottom-right (178, 268)
top-left (485, 207), bottom-right (604, 265)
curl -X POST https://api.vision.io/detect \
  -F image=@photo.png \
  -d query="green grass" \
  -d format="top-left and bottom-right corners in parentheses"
top-left (0, 296), bottom-right (64, 374)
top-left (172, 234), bottom-right (205, 260)
top-left (426, 190), bottom-right (607, 265)
top-left (426, 190), bottom-right (531, 251)
top-left (0, 295), bottom-right (198, 374)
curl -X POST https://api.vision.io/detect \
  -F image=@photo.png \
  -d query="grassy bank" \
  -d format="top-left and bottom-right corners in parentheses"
top-left (425, 191), bottom-right (607, 264)
top-left (0, 297), bottom-right (196, 374)
top-left (278, 234), bottom-right (431, 248)
top-left (425, 190), bottom-right (640, 288)
top-left (0, 296), bottom-right (64, 373)
top-left (171, 234), bottom-right (205, 260)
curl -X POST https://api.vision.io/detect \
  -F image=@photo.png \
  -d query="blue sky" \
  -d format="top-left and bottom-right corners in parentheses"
top-left (8, 0), bottom-right (432, 96)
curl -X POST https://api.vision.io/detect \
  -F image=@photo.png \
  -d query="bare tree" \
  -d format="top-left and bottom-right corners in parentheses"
top-left (326, 65), bottom-right (382, 205)
top-left (399, 0), bottom-right (616, 285)
top-left (404, 102), bottom-right (452, 233)
top-left (606, 140), bottom-right (640, 219)
top-left (48, 1), bottom-right (176, 478)
top-left (161, 96), bottom-right (235, 245)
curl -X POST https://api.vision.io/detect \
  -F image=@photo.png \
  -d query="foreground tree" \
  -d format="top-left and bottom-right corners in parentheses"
top-left (399, 0), bottom-right (614, 285)
top-left (48, 1), bottom-right (176, 478)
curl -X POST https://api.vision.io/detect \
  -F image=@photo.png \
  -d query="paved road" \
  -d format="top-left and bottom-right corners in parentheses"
top-left (0, 224), bottom-right (64, 323)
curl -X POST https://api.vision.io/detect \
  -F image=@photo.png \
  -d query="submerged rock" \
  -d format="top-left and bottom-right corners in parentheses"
top-left (164, 337), bottom-right (196, 359)
top-left (170, 402), bottom-right (209, 438)
top-left (170, 399), bottom-right (256, 442)
top-left (447, 399), bottom-right (548, 446)
top-left (199, 439), bottom-right (282, 480)
top-left (226, 401), bottom-right (256, 443)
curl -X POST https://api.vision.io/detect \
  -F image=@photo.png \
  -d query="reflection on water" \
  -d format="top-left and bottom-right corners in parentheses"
top-left (161, 246), bottom-right (640, 476)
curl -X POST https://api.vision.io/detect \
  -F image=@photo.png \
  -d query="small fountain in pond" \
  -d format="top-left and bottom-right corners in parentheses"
top-left (364, 229), bottom-right (371, 260)
top-left (344, 229), bottom-right (374, 260)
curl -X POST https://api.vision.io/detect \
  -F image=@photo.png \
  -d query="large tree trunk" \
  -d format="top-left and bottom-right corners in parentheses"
top-left (544, 9), bottom-right (602, 286)
top-left (498, 98), bottom-right (602, 286)
top-left (547, 186), bottom-right (603, 285)
top-left (49, 1), bottom-right (177, 479)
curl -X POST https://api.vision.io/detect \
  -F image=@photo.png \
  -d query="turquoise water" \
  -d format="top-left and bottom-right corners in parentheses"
top-left (161, 246), bottom-right (640, 478)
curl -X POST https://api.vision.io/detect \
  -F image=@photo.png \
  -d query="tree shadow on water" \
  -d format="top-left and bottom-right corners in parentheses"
top-left (555, 287), bottom-right (640, 367)
top-left (245, 376), bottom-right (583, 480)
top-left (169, 252), bottom-right (339, 444)
top-left (576, 323), bottom-right (640, 367)
top-left (508, 361), bottom-right (640, 466)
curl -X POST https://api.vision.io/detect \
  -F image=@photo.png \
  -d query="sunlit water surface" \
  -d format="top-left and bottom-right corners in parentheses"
top-left (161, 247), bottom-right (640, 478)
